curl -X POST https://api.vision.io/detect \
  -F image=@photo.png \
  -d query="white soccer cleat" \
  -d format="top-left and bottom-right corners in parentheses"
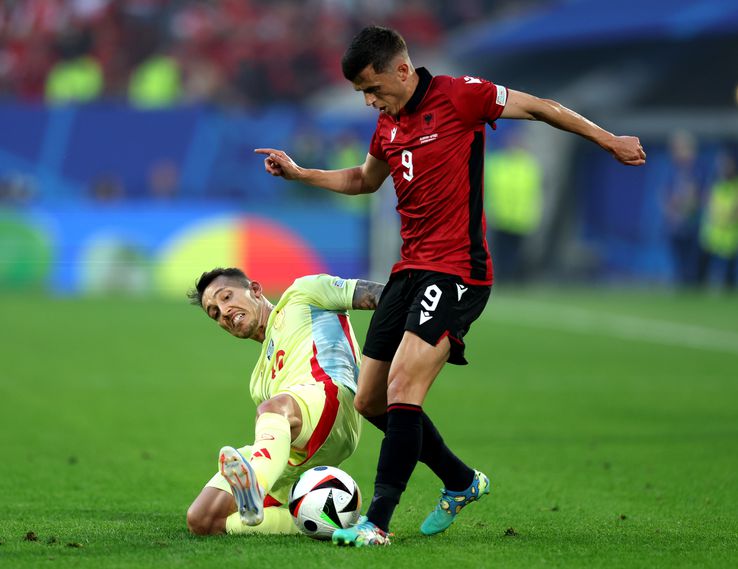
top-left (219, 446), bottom-right (265, 526)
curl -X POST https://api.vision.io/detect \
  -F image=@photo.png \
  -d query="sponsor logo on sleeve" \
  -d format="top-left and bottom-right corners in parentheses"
top-left (463, 76), bottom-right (482, 84)
top-left (333, 278), bottom-right (346, 288)
top-left (496, 86), bottom-right (508, 106)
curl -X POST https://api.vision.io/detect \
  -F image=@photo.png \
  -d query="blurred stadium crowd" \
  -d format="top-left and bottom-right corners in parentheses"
top-left (0, 0), bottom-right (736, 291)
top-left (0, 0), bottom-right (543, 107)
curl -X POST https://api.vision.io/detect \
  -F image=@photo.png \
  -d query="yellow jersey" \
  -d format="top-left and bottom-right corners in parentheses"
top-left (249, 274), bottom-right (360, 406)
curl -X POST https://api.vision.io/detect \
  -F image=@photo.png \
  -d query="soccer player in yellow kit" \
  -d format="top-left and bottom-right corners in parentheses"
top-left (185, 268), bottom-right (383, 536)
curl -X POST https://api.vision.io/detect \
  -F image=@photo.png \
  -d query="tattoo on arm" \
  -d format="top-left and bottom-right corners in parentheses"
top-left (352, 280), bottom-right (384, 310)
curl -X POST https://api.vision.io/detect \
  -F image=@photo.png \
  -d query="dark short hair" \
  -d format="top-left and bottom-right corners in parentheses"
top-left (341, 26), bottom-right (408, 81)
top-left (187, 267), bottom-right (250, 306)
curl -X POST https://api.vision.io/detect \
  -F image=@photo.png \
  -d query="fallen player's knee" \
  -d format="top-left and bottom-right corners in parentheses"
top-left (186, 505), bottom-right (215, 536)
top-left (354, 393), bottom-right (384, 417)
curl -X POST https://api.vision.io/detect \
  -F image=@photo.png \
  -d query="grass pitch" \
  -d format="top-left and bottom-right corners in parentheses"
top-left (1, 287), bottom-right (737, 568)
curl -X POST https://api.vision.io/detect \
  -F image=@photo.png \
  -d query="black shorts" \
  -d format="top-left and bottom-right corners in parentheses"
top-left (362, 270), bottom-right (491, 365)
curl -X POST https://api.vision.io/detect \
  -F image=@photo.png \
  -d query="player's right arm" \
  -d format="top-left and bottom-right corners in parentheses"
top-left (254, 148), bottom-right (390, 195)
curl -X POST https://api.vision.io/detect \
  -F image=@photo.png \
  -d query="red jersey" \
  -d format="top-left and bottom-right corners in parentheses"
top-left (369, 67), bottom-right (507, 285)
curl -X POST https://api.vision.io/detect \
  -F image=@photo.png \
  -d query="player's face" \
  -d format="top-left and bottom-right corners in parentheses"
top-left (352, 60), bottom-right (411, 117)
top-left (201, 276), bottom-right (262, 339)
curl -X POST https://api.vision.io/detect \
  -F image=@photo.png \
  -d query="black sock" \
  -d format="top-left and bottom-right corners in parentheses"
top-left (419, 412), bottom-right (475, 491)
top-left (365, 404), bottom-right (423, 532)
top-left (365, 413), bottom-right (387, 432)
top-left (366, 411), bottom-right (474, 492)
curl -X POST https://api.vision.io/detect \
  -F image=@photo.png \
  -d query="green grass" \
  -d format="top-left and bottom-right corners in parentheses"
top-left (1, 288), bottom-right (737, 568)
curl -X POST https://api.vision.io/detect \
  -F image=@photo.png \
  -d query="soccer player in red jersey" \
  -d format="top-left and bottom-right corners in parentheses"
top-left (255, 26), bottom-right (646, 546)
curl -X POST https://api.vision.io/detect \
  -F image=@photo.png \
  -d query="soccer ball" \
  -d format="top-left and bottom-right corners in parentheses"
top-left (288, 466), bottom-right (362, 540)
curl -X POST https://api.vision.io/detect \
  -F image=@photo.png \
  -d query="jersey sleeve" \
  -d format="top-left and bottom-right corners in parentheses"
top-left (368, 121), bottom-right (387, 162)
top-left (291, 274), bottom-right (357, 311)
top-left (450, 75), bottom-right (507, 126)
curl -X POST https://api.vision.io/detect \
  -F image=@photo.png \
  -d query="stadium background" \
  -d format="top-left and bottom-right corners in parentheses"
top-left (1, 1), bottom-right (737, 568)
top-left (2, 0), bottom-right (737, 294)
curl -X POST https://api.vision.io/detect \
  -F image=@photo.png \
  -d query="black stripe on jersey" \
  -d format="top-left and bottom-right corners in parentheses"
top-left (468, 131), bottom-right (488, 281)
top-left (404, 67), bottom-right (433, 114)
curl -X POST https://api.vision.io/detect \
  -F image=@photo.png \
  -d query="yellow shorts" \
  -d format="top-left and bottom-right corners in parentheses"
top-left (205, 382), bottom-right (360, 505)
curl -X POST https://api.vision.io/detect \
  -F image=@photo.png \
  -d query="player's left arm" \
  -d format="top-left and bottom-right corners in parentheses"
top-left (293, 275), bottom-right (383, 311)
top-left (351, 279), bottom-right (384, 310)
top-left (500, 89), bottom-right (646, 166)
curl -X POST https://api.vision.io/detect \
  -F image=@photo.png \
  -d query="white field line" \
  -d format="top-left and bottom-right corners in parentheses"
top-left (484, 298), bottom-right (738, 355)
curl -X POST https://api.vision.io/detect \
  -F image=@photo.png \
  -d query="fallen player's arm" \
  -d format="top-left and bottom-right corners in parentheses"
top-left (352, 280), bottom-right (385, 310)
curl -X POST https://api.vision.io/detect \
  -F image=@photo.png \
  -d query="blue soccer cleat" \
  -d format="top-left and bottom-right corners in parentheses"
top-left (420, 470), bottom-right (490, 536)
top-left (332, 516), bottom-right (392, 547)
top-left (219, 446), bottom-right (265, 526)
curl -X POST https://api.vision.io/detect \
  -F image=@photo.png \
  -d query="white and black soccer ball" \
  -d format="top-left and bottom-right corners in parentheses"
top-left (288, 466), bottom-right (362, 540)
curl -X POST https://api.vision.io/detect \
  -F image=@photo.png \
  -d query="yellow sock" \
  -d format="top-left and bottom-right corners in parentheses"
top-left (250, 412), bottom-right (292, 494)
top-left (225, 507), bottom-right (299, 535)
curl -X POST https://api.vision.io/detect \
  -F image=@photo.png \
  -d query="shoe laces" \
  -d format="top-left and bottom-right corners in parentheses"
top-left (436, 476), bottom-right (480, 514)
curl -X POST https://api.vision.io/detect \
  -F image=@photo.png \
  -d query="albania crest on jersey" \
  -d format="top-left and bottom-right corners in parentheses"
top-left (422, 111), bottom-right (435, 133)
